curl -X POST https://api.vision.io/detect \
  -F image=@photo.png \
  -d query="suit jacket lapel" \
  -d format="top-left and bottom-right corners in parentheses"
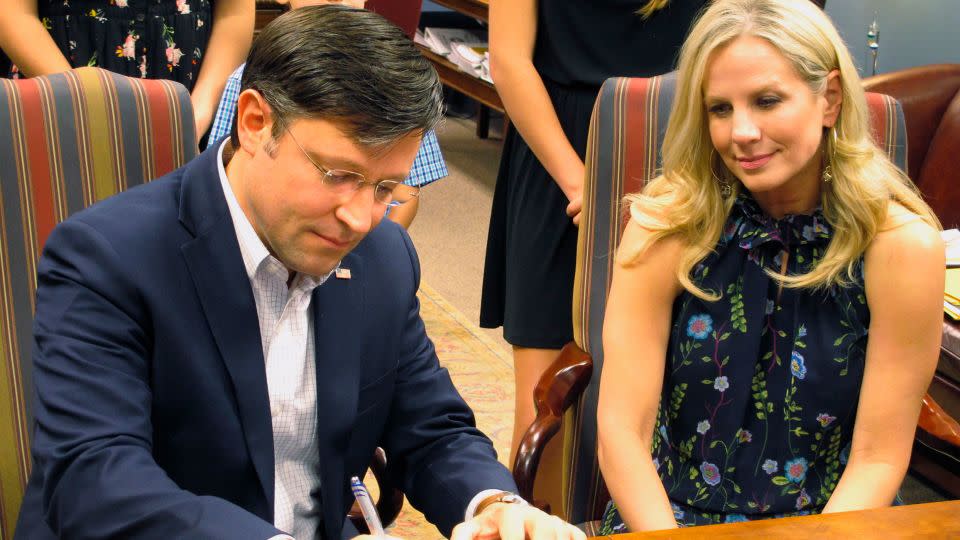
top-left (313, 252), bottom-right (364, 539)
top-left (177, 147), bottom-right (275, 516)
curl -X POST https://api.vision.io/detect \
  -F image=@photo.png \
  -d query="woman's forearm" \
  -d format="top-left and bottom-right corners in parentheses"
top-left (822, 460), bottom-right (906, 514)
top-left (598, 433), bottom-right (678, 531)
top-left (189, 0), bottom-right (254, 136)
top-left (490, 58), bottom-right (584, 200)
top-left (0, 4), bottom-right (71, 76)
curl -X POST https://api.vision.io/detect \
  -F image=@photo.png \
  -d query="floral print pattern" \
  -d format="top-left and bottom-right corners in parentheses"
top-left (601, 193), bottom-right (870, 531)
top-left (2, 0), bottom-right (212, 90)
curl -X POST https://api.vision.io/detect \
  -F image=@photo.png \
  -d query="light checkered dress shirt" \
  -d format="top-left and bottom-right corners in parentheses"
top-left (217, 140), bottom-right (331, 539)
top-left (207, 64), bottom-right (448, 187)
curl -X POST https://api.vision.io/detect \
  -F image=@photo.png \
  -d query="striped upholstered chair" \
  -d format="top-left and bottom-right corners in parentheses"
top-left (512, 73), bottom-right (960, 527)
top-left (0, 67), bottom-right (196, 537)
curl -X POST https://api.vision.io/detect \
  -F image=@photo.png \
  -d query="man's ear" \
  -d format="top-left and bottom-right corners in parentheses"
top-left (235, 89), bottom-right (274, 154)
top-left (822, 69), bottom-right (843, 128)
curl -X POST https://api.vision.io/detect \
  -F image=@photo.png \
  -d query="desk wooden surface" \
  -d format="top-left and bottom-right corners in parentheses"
top-left (591, 500), bottom-right (960, 539)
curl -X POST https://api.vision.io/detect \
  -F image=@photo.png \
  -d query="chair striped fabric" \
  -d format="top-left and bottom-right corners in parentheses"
top-left (0, 66), bottom-right (195, 538)
top-left (561, 75), bottom-right (911, 525)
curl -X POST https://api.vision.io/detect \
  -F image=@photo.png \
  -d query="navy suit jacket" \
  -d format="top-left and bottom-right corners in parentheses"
top-left (15, 146), bottom-right (516, 539)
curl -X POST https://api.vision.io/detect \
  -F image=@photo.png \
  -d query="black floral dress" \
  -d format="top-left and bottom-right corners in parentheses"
top-left (601, 193), bottom-right (873, 531)
top-left (2, 0), bottom-right (212, 91)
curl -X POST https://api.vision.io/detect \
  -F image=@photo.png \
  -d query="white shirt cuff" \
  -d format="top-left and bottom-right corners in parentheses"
top-left (267, 535), bottom-right (294, 540)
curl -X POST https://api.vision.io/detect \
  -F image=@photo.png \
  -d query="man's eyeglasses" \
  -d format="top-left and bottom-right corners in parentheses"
top-left (284, 126), bottom-right (419, 208)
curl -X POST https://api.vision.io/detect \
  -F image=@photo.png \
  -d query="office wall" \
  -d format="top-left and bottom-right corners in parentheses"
top-left (826, 1), bottom-right (960, 75)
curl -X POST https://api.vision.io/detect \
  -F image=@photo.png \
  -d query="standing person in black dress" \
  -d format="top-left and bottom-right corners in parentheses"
top-left (0, 0), bottom-right (254, 138)
top-left (482, 0), bottom-right (707, 466)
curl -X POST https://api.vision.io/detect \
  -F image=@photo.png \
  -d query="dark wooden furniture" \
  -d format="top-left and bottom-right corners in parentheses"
top-left (254, 0), bottom-right (285, 36)
top-left (590, 500), bottom-right (960, 539)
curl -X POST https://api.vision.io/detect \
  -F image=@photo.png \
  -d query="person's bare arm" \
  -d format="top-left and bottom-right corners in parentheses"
top-left (489, 0), bottom-right (584, 222)
top-left (823, 212), bottom-right (944, 512)
top-left (0, 0), bottom-right (71, 76)
top-left (190, 0), bottom-right (254, 138)
top-left (387, 197), bottom-right (419, 230)
top-left (597, 220), bottom-right (684, 531)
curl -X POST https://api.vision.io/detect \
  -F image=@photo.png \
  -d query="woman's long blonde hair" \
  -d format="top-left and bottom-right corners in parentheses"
top-left (622, 0), bottom-right (939, 300)
top-left (638, 0), bottom-right (671, 18)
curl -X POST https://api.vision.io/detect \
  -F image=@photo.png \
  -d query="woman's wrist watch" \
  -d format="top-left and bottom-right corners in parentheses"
top-left (473, 491), bottom-right (528, 517)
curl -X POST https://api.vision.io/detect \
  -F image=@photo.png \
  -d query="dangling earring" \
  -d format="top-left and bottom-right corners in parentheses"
top-left (711, 149), bottom-right (733, 197)
top-left (719, 179), bottom-right (733, 197)
top-left (822, 127), bottom-right (838, 183)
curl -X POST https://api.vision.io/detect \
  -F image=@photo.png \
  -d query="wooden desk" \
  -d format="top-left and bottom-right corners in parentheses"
top-left (591, 500), bottom-right (960, 539)
top-left (421, 0), bottom-right (505, 138)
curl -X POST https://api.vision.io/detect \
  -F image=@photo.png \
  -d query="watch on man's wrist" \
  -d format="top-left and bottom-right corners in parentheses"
top-left (473, 491), bottom-right (527, 517)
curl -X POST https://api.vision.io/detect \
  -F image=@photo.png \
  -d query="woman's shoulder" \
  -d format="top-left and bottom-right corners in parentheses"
top-left (865, 202), bottom-right (943, 274)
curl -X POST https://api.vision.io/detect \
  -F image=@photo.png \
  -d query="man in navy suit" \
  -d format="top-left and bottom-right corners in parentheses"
top-left (15, 5), bottom-right (584, 540)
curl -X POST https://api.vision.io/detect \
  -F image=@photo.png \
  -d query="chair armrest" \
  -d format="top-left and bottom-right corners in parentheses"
top-left (918, 393), bottom-right (960, 448)
top-left (512, 342), bottom-right (593, 505)
top-left (348, 447), bottom-right (404, 532)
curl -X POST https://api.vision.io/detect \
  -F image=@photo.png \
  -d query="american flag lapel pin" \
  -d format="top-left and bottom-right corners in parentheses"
top-left (335, 267), bottom-right (352, 280)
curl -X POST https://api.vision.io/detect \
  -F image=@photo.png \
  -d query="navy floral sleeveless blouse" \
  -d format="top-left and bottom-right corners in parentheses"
top-left (601, 193), bottom-right (870, 531)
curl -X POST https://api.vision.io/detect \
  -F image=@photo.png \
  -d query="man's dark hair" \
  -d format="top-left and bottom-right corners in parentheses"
top-left (230, 4), bottom-right (443, 148)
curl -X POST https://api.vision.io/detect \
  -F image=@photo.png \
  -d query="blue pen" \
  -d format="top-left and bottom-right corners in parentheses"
top-left (350, 476), bottom-right (386, 537)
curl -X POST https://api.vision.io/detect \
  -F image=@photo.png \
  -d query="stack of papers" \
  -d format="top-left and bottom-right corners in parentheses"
top-left (418, 27), bottom-right (491, 83)
top-left (944, 229), bottom-right (960, 320)
top-left (422, 27), bottom-right (487, 57)
top-left (449, 43), bottom-right (491, 83)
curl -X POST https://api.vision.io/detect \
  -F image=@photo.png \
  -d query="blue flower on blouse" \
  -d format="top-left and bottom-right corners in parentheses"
top-left (700, 461), bottom-right (722, 486)
top-left (687, 314), bottom-right (713, 340)
top-left (798, 324), bottom-right (807, 338)
top-left (724, 513), bottom-right (749, 523)
top-left (659, 424), bottom-right (669, 444)
top-left (671, 502), bottom-right (685, 521)
top-left (790, 351), bottom-right (807, 380)
top-left (762, 459), bottom-right (778, 475)
top-left (840, 442), bottom-right (851, 465)
top-left (784, 457), bottom-right (808, 483)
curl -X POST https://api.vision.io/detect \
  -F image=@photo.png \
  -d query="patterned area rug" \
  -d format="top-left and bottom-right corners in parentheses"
top-left (374, 283), bottom-right (514, 539)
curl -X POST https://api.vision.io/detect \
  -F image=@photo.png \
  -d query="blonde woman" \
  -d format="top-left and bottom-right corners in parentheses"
top-left (597, 0), bottom-right (944, 531)
top-left (483, 0), bottom-right (707, 466)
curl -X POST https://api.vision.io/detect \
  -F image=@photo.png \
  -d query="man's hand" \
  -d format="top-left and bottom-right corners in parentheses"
top-left (450, 503), bottom-right (586, 540)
